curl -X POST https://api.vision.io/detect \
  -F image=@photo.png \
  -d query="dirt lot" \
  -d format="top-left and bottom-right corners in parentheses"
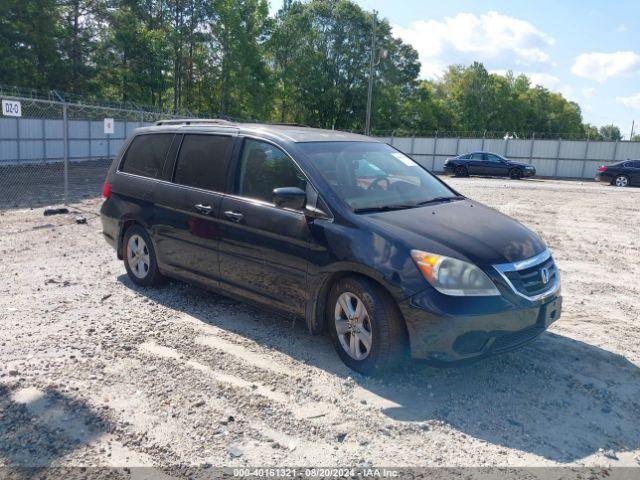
top-left (0, 177), bottom-right (639, 470)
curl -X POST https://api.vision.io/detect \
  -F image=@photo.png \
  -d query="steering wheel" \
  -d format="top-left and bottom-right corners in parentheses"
top-left (367, 175), bottom-right (390, 191)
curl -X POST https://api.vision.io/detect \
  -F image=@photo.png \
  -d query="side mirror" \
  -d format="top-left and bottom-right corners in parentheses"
top-left (272, 187), bottom-right (307, 211)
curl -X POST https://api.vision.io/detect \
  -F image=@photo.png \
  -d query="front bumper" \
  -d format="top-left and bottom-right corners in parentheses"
top-left (442, 164), bottom-right (456, 175)
top-left (399, 290), bottom-right (562, 364)
top-left (522, 168), bottom-right (536, 177)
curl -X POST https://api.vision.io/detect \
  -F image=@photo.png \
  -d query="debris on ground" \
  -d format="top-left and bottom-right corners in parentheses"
top-left (43, 206), bottom-right (69, 216)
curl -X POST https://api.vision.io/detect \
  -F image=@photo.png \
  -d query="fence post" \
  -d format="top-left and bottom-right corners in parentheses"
top-left (41, 118), bottom-right (46, 162)
top-left (612, 139), bottom-right (619, 163)
top-left (554, 137), bottom-right (562, 178)
top-left (88, 119), bottom-right (92, 159)
top-left (410, 135), bottom-right (415, 158)
top-left (455, 136), bottom-right (460, 156)
top-left (529, 133), bottom-right (535, 164)
top-left (504, 136), bottom-right (509, 156)
top-left (580, 136), bottom-right (590, 179)
top-left (481, 132), bottom-right (485, 151)
top-left (62, 101), bottom-right (69, 205)
top-left (432, 132), bottom-right (438, 171)
top-left (139, 110), bottom-right (144, 127)
top-left (16, 118), bottom-right (21, 163)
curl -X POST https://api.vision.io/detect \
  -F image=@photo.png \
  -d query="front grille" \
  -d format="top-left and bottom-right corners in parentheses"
top-left (494, 250), bottom-right (558, 300)
top-left (503, 257), bottom-right (557, 296)
top-left (491, 323), bottom-right (545, 353)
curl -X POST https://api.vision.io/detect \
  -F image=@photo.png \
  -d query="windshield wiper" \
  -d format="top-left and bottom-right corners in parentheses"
top-left (353, 204), bottom-right (419, 213)
top-left (416, 195), bottom-right (465, 206)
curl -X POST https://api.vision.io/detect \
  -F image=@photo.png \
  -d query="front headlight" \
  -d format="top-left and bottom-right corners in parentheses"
top-left (410, 250), bottom-right (500, 296)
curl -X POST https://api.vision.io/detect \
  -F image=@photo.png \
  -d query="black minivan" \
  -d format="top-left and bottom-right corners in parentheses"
top-left (101, 120), bottom-right (562, 375)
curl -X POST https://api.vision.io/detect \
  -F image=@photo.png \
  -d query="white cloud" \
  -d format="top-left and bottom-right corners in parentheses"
top-left (616, 24), bottom-right (628, 33)
top-left (571, 51), bottom-right (640, 82)
top-left (582, 87), bottom-right (596, 98)
top-left (393, 11), bottom-right (555, 78)
top-left (527, 73), bottom-right (561, 89)
top-left (616, 93), bottom-right (640, 109)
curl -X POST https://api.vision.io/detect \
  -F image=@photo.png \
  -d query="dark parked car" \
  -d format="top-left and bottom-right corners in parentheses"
top-left (443, 152), bottom-right (536, 179)
top-left (595, 160), bottom-right (640, 187)
top-left (100, 121), bottom-right (561, 375)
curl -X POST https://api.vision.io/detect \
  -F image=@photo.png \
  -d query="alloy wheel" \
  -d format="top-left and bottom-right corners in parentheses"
top-left (615, 176), bottom-right (628, 187)
top-left (334, 292), bottom-right (373, 361)
top-left (127, 234), bottom-right (150, 279)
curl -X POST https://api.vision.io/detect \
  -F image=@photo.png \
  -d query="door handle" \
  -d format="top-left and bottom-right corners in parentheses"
top-left (194, 203), bottom-right (213, 215)
top-left (224, 210), bottom-right (244, 222)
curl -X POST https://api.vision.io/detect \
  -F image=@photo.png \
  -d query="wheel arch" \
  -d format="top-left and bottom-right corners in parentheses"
top-left (117, 218), bottom-right (146, 260)
top-left (305, 268), bottom-right (407, 336)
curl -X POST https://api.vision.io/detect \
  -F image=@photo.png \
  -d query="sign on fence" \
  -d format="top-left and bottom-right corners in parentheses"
top-left (104, 118), bottom-right (114, 134)
top-left (1, 99), bottom-right (22, 117)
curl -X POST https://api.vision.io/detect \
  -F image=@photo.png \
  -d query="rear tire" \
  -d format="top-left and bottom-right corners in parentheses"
top-left (122, 224), bottom-right (165, 287)
top-left (614, 175), bottom-right (629, 187)
top-left (509, 168), bottom-right (522, 180)
top-left (327, 276), bottom-right (407, 376)
top-left (454, 165), bottom-right (468, 177)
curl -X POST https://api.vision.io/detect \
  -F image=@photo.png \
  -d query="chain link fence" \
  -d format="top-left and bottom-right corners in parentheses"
top-left (0, 90), bottom-right (190, 210)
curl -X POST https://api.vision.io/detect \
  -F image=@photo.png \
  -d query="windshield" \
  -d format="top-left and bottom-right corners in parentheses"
top-left (299, 142), bottom-right (459, 211)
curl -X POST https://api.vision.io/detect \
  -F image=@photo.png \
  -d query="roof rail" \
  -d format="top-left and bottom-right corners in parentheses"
top-left (155, 118), bottom-right (235, 126)
top-left (267, 122), bottom-right (311, 128)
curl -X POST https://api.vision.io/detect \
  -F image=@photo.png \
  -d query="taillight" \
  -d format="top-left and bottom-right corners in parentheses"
top-left (102, 182), bottom-right (111, 198)
top-left (598, 166), bottom-right (607, 172)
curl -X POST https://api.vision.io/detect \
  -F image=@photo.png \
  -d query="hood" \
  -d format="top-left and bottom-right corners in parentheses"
top-left (365, 199), bottom-right (546, 266)
top-left (509, 161), bottom-right (533, 167)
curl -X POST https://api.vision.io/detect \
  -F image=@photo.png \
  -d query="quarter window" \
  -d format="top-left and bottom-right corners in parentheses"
top-left (173, 134), bottom-right (234, 191)
top-left (236, 139), bottom-right (306, 203)
top-left (120, 133), bottom-right (174, 178)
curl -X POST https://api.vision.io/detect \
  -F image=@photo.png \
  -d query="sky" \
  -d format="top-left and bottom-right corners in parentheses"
top-left (269, 0), bottom-right (640, 137)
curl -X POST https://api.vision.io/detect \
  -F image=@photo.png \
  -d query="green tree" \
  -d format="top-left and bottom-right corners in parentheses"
top-left (599, 124), bottom-right (622, 141)
top-left (0, 0), bottom-right (65, 89)
top-left (268, 0), bottom-right (420, 131)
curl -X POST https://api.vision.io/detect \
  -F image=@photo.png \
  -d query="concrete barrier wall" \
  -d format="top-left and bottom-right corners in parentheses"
top-left (383, 136), bottom-right (640, 179)
top-left (0, 117), bottom-right (152, 165)
top-left (3, 116), bottom-right (640, 180)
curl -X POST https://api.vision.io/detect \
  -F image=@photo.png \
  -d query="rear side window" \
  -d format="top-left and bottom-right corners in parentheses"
top-left (173, 134), bottom-right (234, 191)
top-left (469, 153), bottom-right (484, 161)
top-left (120, 134), bottom-right (174, 178)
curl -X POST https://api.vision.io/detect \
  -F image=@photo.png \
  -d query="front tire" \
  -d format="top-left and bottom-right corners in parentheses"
top-left (327, 276), bottom-right (407, 375)
top-left (509, 168), bottom-right (522, 180)
top-left (122, 225), bottom-right (165, 287)
top-left (454, 165), bottom-right (468, 177)
top-left (614, 175), bottom-right (629, 187)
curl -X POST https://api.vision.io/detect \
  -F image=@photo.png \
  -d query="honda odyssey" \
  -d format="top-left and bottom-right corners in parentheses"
top-left (100, 120), bottom-right (562, 375)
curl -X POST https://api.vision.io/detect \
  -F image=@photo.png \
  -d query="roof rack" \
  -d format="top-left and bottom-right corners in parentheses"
top-left (266, 122), bottom-right (311, 128)
top-left (154, 118), bottom-right (235, 126)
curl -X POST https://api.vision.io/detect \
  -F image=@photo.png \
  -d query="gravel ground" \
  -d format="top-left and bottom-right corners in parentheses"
top-left (0, 177), bottom-right (639, 470)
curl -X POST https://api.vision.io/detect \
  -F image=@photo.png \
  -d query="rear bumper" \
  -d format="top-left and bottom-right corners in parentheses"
top-left (398, 291), bottom-right (562, 364)
top-left (100, 201), bottom-right (120, 253)
top-left (594, 173), bottom-right (612, 183)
